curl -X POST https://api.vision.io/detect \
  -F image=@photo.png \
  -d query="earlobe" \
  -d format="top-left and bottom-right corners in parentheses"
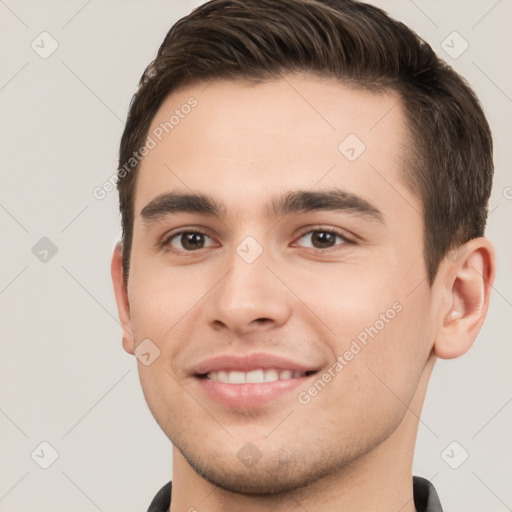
top-left (434, 238), bottom-right (495, 360)
top-left (111, 242), bottom-right (135, 355)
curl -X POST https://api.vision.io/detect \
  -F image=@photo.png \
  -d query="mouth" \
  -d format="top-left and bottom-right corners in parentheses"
top-left (193, 367), bottom-right (319, 409)
top-left (197, 368), bottom-right (317, 383)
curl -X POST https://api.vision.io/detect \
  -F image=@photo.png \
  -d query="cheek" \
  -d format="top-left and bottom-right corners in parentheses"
top-left (128, 266), bottom-right (206, 341)
top-left (300, 309), bottom-right (431, 446)
top-left (288, 263), bottom-right (403, 345)
top-left (126, 265), bottom-right (218, 393)
top-left (291, 265), bottom-right (433, 404)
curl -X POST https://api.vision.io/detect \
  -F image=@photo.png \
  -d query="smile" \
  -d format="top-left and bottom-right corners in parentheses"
top-left (203, 369), bottom-right (310, 383)
top-left (194, 370), bottom-right (319, 409)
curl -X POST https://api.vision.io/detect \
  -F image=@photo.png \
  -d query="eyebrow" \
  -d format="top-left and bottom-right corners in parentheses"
top-left (140, 188), bottom-right (384, 224)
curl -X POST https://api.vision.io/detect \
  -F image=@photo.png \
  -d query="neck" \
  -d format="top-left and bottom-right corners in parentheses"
top-left (169, 355), bottom-right (436, 512)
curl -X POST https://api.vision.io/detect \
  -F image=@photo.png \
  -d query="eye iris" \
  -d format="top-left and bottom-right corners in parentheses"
top-left (181, 232), bottom-right (204, 250)
top-left (312, 231), bottom-right (336, 248)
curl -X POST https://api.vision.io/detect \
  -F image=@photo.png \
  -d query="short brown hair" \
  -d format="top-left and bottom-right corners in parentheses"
top-left (117, 0), bottom-right (493, 283)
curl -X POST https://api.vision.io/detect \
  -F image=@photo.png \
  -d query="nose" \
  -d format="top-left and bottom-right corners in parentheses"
top-left (204, 245), bottom-right (292, 336)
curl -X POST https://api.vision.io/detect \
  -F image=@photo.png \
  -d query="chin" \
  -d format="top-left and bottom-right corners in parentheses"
top-left (176, 441), bottom-right (359, 496)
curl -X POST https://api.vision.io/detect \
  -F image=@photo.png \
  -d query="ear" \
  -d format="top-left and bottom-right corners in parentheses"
top-left (111, 241), bottom-right (135, 355)
top-left (434, 237), bottom-right (496, 359)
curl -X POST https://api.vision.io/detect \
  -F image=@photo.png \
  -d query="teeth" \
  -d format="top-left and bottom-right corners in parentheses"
top-left (228, 371), bottom-right (245, 384)
top-left (246, 369), bottom-right (264, 383)
top-left (206, 369), bottom-right (306, 383)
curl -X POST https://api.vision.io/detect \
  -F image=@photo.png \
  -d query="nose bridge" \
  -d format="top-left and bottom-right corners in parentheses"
top-left (206, 235), bottom-right (290, 332)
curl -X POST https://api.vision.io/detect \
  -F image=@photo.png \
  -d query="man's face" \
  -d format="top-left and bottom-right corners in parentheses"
top-left (122, 75), bottom-right (438, 493)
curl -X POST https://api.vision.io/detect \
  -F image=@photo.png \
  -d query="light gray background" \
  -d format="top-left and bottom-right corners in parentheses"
top-left (1, 1), bottom-right (511, 511)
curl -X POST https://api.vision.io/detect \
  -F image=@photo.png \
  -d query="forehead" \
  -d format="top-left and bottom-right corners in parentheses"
top-left (134, 74), bottom-right (418, 222)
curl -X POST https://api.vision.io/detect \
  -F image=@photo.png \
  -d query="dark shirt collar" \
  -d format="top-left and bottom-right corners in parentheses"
top-left (147, 476), bottom-right (443, 512)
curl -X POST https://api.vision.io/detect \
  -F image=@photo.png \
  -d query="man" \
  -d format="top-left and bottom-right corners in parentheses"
top-left (111, 1), bottom-right (496, 511)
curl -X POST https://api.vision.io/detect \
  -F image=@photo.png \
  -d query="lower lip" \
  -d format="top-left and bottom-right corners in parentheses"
top-left (194, 374), bottom-right (316, 408)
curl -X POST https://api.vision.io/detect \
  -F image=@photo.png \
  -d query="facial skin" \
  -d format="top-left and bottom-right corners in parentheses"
top-left (112, 74), bottom-right (494, 512)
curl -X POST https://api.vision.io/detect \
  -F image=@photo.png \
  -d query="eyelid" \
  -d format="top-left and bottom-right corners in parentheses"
top-left (159, 226), bottom-right (219, 254)
top-left (292, 225), bottom-right (356, 245)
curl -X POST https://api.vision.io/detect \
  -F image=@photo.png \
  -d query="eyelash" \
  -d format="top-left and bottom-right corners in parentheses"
top-left (160, 226), bottom-right (355, 256)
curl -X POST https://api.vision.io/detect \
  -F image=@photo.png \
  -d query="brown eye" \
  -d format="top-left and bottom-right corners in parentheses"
top-left (296, 229), bottom-right (348, 250)
top-left (167, 231), bottom-right (215, 252)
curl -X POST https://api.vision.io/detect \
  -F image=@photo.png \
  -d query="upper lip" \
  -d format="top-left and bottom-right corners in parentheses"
top-left (193, 353), bottom-right (320, 375)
